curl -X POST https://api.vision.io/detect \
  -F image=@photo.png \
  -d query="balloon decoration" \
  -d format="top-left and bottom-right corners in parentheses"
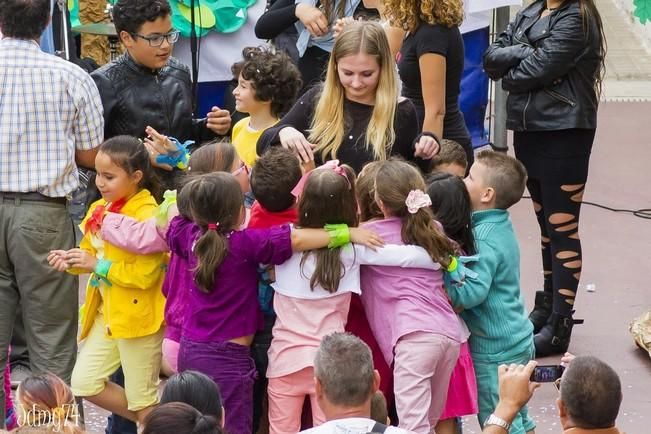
top-left (633, 0), bottom-right (651, 24)
top-left (68, 0), bottom-right (258, 36)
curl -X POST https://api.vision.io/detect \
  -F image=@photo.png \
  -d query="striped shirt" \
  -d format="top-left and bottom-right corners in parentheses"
top-left (0, 38), bottom-right (104, 197)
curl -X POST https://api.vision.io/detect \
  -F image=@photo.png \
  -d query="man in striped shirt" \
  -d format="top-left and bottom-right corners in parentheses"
top-left (0, 0), bottom-right (104, 425)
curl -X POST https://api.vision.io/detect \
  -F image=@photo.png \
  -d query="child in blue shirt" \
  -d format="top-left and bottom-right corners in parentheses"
top-left (446, 151), bottom-right (535, 434)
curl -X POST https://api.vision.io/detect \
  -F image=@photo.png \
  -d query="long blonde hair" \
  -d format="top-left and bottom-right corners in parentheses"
top-left (309, 21), bottom-right (398, 162)
top-left (383, 0), bottom-right (464, 31)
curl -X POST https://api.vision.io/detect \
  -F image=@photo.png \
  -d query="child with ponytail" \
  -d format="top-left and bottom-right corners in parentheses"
top-left (361, 159), bottom-right (463, 434)
top-left (266, 161), bottom-right (439, 433)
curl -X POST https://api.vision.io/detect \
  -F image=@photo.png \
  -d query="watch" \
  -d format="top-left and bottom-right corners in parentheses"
top-left (484, 414), bottom-right (512, 431)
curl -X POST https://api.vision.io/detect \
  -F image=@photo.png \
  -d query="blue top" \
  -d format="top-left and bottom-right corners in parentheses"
top-left (446, 209), bottom-right (534, 361)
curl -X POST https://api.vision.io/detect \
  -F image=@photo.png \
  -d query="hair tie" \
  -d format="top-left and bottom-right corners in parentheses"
top-left (207, 223), bottom-right (219, 231)
top-left (291, 160), bottom-right (351, 198)
top-left (405, 189), bottom-right (432, 214)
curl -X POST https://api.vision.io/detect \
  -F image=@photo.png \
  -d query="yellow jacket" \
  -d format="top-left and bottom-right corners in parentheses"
top-left (75, 189), bottom-right (167, 341)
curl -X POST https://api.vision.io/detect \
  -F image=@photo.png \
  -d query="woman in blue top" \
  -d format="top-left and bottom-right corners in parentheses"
top-left (255, 0), bottom-right (377, 94)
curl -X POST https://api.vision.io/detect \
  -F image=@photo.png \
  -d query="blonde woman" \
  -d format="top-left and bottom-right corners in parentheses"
top-left (382, 0), bottom-right (473, 169)
top-left (257, 21), bottom-right (439, 174)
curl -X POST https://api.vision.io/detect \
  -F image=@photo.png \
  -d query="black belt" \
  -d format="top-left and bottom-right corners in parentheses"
top-left (0, 192), bottom-right (67, 205)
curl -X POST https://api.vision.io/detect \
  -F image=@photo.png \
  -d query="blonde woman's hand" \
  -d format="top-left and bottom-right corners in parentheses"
top-left (295, 3), bottom-right (329, 37)
top-left (333, 17), bottom-right (356, 38)
top-left (278, 127), bottom-right (315, 164)
top-left (414, 134), bottom-right (440, 159)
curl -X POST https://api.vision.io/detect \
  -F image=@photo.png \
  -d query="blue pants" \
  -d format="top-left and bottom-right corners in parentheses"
top-left (473, 344), bottom-right (536, 434)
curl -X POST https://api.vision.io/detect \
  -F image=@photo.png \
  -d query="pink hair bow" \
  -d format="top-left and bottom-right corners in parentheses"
top-left (405, 189), bottom-right (432, 214)
top-left (291, 159), bottom-right (351, 197)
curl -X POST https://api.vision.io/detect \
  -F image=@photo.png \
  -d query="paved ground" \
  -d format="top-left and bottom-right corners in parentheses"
top-left (598, 0), bottom-right (651, 101)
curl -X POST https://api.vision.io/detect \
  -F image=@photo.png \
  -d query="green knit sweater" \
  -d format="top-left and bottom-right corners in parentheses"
top-left (447, 209), bottom-right (534, 360)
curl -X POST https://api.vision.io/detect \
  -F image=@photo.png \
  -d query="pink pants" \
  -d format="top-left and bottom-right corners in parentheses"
top-left (394, 331), bottom-right (460, 434)
top-left (162, 338), bottom-right (179, 374)
top-left (267, 367), bottom-right (325, 434)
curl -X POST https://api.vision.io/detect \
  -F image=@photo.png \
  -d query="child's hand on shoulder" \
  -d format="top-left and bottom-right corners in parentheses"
top-left (350, 227), bottom-right (384, 250)
top-left (64, 248), bottom-right (98, 272)
top-left (47, 250), bottom-right (71, 272)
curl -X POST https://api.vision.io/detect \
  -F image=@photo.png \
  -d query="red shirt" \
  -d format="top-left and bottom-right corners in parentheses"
top-left (248, 201), bottom-right (298, 228)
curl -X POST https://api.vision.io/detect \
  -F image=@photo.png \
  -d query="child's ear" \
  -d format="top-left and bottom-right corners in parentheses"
top-left (481, 187), bottom-right (495, 205)
top-left (119, 30), bottom-right (135, 48)
top-left (131, 169), bottom-right (144, 185)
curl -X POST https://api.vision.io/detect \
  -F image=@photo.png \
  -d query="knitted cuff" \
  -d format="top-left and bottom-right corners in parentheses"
top-left (324, 224), bottom-right (350, 249)
top-left (94, 259), bottom-right (112, 279)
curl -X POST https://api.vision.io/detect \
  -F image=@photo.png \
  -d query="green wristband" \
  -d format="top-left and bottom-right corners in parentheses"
top-left (94, 259), bottom-right (112, 279)
top-left (157, 189), bottom-right (178, 227)
top-left (324, 224), bottom-right (350, 249)
top-left (447, 256), bottom-right (459, 273)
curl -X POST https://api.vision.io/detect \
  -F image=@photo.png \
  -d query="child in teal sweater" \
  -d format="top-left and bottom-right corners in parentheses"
top-left (446, 151), bottom-right (535, 434)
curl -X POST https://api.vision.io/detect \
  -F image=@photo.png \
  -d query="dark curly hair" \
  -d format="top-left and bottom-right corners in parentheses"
top-left (0, 0), bottom-right (50, 39)
top-left (112, 0), bottom-right (171, 35)
top-left (231, 46), bottom-right (302, 118)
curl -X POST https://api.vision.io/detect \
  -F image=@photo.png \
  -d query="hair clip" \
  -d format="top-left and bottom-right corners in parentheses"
top-left (207, 223), bottom-right (219, 231)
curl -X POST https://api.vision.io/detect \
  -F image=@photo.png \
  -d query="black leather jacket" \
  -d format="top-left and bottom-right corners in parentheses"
top-left (483, 0), bottom-right (602, 131)
top-left (91, 54), bottom-right (212, 143)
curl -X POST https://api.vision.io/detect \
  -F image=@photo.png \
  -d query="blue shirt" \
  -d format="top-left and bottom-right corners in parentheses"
top-left (446, 209), bottom-right (534, 361)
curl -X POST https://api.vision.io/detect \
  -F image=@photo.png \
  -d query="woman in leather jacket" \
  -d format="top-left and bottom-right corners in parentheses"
top-left (483, 0), bottom-right (606, 356)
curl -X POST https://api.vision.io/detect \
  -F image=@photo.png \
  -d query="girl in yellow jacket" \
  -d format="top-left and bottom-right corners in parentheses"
top-left (48, 136), bottom-right (167, 426)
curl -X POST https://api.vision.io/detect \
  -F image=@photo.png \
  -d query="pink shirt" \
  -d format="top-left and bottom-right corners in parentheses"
top-left (267, 292), bottom-right (351, 378)
top-left (361, 217), bottom-right (462, 366)
top-left (268, 244), bottom-right (438, 378)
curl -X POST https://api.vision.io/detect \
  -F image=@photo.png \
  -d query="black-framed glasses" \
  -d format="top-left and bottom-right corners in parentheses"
top-left (131, 30), bottom-right (180, 47)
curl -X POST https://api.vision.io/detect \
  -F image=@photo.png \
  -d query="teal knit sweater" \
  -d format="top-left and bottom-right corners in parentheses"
top-left (447, 209), bottom-right (534, 360)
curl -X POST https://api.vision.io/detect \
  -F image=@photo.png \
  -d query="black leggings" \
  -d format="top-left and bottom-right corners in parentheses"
top-left (514, 128), bottom-right (595, 316)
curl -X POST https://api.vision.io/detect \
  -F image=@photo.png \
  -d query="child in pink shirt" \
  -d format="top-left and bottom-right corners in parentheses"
top-left (361, 160), bottom-right (462, 434)
top-left (267, 162), bottom-right (440, 434)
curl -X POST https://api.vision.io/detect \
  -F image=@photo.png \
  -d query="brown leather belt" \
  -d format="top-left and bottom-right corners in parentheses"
top-left (0, 192), bottom-right (67, 205)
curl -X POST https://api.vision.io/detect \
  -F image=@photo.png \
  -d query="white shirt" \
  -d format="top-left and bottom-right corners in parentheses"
top-left (273, 243), bottom-right (440, 299)
top-left (301, 418), bottom-right (414, 434)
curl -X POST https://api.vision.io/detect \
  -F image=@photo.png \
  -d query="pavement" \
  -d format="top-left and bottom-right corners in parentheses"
top-left (597, 0), bottom-right (651, 101)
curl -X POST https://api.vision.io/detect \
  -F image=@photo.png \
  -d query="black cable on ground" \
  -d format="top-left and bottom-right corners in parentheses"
top-left (522, 195), bottom-right (651, 220)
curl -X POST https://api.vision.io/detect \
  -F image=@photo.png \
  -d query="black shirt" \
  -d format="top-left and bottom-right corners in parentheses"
top-left (397, 23), bottom-right (470, 145)
top-left (257, 86), bottom-right (429, 173)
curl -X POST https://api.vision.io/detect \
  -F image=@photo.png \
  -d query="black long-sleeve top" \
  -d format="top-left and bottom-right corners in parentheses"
top-left (256, 86), bottom-right (430, 174)
top-left (255, 0), bottom-right (298, 40)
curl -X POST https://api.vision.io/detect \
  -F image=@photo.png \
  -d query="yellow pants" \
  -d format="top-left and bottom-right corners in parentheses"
top-left (71, 313), bottom-right (163, 411)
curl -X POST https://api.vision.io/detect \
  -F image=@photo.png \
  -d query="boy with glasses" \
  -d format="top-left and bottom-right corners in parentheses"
top-left (92, 0), bottom-right (232, 194)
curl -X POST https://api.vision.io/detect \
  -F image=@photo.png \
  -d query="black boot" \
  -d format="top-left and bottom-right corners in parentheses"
top-left (529, 290), bottom-right (553, 333)
top-left (534, 312), bottom-right (584, 357)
